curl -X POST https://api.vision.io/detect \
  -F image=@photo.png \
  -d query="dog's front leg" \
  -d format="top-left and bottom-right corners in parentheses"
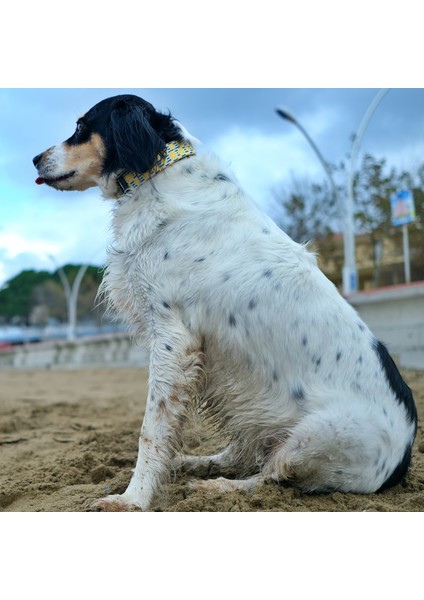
top-left (94, 323), bottom-right (205, 511)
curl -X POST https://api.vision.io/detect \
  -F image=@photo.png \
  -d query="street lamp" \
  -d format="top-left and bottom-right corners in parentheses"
top-left (275, 107), bottom-right (339, 208)
top-left (49, 255), bottom-right (89, 341)
top-left (276, 91), bottom-right (390, 296)
top-left (275, 106), bottom-right (344, 278)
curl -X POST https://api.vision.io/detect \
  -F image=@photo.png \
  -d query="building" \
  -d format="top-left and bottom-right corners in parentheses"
top-left (314, 228), bottom-right (424, 292)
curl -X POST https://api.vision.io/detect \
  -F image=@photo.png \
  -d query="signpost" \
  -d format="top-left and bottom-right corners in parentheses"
top-left (390, 189), bottom-right (416, 283)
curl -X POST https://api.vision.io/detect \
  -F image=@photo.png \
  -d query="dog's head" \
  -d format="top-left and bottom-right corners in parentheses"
top-left (33, 94), bottom-right (186, 196)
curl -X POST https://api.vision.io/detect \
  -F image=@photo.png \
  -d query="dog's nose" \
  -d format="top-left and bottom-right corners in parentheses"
top-left (33, 153), bottom-right (43, 168)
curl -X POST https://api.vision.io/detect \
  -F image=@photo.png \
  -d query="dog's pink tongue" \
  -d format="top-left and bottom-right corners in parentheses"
top-left (35, 177), bottom-right (45, 185)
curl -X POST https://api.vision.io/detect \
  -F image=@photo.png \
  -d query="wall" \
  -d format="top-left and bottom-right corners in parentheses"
top-left (1, 283), bottom-right (423, 370)
top-left (0, 333), bottom-right (149, 370)
top-left (348, 281), bottom-right (424, 369)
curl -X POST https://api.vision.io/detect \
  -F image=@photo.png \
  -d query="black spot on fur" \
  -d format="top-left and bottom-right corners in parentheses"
top-left (351, 381), bottom-right (361, 394)
top-left (263, 269), bottom-right (273, 278)
top-left (262, 228), bottom-right (271, 235)
top-left (164, 251), bottom-right (170, 260)
top-left (292, 385), bottom-right (305, 401)
top-left (194, 257), bottom-right (206, 263)
top-left (358, 323), bottom-right (365, 331)
top-left (336, 350), bottom-right (342, 361)
top-left (248, 298), bottom-right (258, 310)
top-left (162, 301), bottom-right (171, 309)
top-left (302, 336), bottom-right (308, 347)
top-left (229, 314), bottom-right (237, 327)
top-left (272, 370), bottom-right (278, 382)
top-left (222, 273), bottom-right (231, 282)
top-left (165, 344), bottom-right (172, 352)
top-left (315, 357), bottom-right (322, 367)
top-left (376, 459), bottom-right (387, 477)
top-left (373, 339), bottom-right (417, 427)
top-left (216, 173), bottom-right (230, 182)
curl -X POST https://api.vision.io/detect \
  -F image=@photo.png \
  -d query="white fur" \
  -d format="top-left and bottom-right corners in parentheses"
top-left (93, 150), bottom-right (416, 511)
top-left (44, 143), bottom-right (67, 173)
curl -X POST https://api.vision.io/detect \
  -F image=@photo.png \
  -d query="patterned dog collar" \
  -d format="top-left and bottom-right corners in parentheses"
top-left (116, 140), bottom-right (195, 195)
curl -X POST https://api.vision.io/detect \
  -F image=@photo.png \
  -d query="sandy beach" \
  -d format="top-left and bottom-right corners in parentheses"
top-left (0, 366), bottom-right (423, 512)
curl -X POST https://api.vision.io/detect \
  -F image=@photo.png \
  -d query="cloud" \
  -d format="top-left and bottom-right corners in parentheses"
top-left (208, 125), bottom-right (328, 210)
top-left (0, 188), bottom-right (110, 285)
top-left (0, 231), bottom-right (59, 259)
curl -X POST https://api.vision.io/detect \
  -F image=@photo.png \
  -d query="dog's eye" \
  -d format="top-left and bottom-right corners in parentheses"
top-left (75, 122), bottom-right (84, 135)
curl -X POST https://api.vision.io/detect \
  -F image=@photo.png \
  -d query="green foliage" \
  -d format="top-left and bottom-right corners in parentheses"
top-left (272, 175), bottom-right (340, 244)
top-left (353, 153), bottom-right (424, 283)
top-left (274, 152), bottom-right (424, 239)
top-left (0, 269), bottom-right (51, 323)
top-left (0, 264), bottom-right (105, 324)
top-left (353, 154), bottom-right (396, 235)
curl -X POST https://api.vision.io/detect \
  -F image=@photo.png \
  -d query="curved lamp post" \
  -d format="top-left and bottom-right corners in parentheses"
top-left (276, 90), bottom-right (390, 295)
top-left (49, 255), bottom-right (89, 341)
top-left (275, 107), bottom-right (339, 209)
top-left (345, 88), bottom-right (390, 294)
top-left (275, 106), bottom-right (343, 278)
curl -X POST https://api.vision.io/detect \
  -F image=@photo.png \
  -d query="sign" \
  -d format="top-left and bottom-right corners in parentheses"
top-left (390, 189), bottom-right (416, 227)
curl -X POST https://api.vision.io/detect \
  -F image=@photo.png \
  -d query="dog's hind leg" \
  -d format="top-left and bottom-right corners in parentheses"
top-left (93, 318), bottom-right (205, 511)
top-left (261, 402), bottom-right (412, 494)
top-left (174, 443), bottom-right (237, 476)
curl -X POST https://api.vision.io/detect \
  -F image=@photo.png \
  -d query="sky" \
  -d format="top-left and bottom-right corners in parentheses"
top-left (1, 87), bottom-right (424, 286)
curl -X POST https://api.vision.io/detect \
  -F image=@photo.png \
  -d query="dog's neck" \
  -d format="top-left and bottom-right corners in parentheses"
top-left (116, 140), bottom-right (196, 196)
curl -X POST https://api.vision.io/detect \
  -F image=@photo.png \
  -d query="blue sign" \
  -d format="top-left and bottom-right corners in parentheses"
top-left (391, 189), bottom-right (416, 227)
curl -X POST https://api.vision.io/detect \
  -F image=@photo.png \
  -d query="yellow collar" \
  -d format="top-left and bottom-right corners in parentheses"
top-left (116, 140), bottom-right (195, 195)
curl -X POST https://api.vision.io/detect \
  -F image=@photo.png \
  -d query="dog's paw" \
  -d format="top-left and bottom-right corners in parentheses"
top-left (91, 494), bottom-right (142, 512)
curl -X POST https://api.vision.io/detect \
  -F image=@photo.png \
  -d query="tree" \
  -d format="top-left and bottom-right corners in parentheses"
top-left (0, 269), bottom-right (51, 323)
top-left (272, 175), bottom-right (340, 245)
top-left (353, 154), bottom-right (397, 286)
top-left (271, 153), bottom-right (424, 288)
top-left (354, 154), bottom-right (424, 285)
top-left (271, 170), bottom-right (344, 276)
top-left (405, 167), bottom-right (424, 279)
top-left (0, 264), bottom-right (106, 325)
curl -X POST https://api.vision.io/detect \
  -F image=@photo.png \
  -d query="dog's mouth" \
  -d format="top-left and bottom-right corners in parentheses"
top-left (35, 171), bottom-right (76, 186)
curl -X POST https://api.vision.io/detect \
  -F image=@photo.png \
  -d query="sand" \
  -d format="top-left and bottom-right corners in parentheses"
top-left (0, 366), bottom-right (423, 512)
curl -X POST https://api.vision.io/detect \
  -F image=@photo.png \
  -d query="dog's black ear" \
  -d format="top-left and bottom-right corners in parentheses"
top-left (108, 103), bottom-right (168, 174)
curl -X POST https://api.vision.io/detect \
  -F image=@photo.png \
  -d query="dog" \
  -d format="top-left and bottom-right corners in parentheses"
top-left (33, 94), bottom-right (418, 511)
